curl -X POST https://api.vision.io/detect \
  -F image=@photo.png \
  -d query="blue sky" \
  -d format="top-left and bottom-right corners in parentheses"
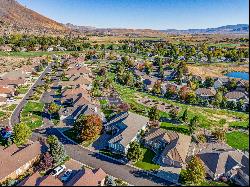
top-left (18, 0), bottom-right (249, 30)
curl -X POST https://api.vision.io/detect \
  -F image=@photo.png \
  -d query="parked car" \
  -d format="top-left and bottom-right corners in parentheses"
top-left (51, 165), bottom-right (66, 176)
top-left (60, 169), bottom-right (73, 182)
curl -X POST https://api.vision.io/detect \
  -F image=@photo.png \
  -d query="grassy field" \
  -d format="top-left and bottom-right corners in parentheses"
top-left (161, 122), bottom-right (190, 135)
top-left (134, 146), bottom-right (160, 170)
top-left (226, 131), bottom-right (249, 151)
top-left (20, 101), bottom-right (44, 129)
top-left (0, 51), bottom-right (78, 58)
top-left (113, 83), bottom-right (249, 131)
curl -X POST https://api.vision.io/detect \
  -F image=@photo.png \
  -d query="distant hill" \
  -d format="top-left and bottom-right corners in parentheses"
top-left (160, 24), bottom-right (249, 34)
top-left (0, 0), bottom-right (73, 36)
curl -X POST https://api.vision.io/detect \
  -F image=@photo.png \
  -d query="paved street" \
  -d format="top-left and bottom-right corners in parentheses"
top-left (10, 64), bottom-right (52, 126)
top-left (10, 61), bottom-right (174, 186)
top-left (31, 127), bottom-right (173, 186)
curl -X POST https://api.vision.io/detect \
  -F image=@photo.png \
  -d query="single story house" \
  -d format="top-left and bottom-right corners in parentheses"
top-left (106, 112), bottom-right (149, 155)
top-left (199, 148), bottom-right (249, 186)
top-left (213, 78), bottom-right (230, 90)
top-left (236, 80), bottom-right (249, 92)
top-left (18, 168), bottom-right (107, 186)
top-left (224, 91), bottom-right (249, 111)
top-left (143, 128), bottom-right (191, 168)
top-left (142, 75), bottom-right (158, 91)
top-left (0, 141), bottom-right (42, 183)
top-left (0, 78), bottom-right (26, 88)
top-left (66, 67), bottom-right (91, 77)
top-left (195, 87), bottom-right (216, 100)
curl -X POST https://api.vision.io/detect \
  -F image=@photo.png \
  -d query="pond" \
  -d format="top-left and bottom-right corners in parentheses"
top-left (225, 71), bottom-right (249, 80)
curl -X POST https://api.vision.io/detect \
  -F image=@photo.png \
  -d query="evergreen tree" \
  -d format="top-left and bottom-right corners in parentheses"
top-left (126, 141), bottom-right (143, 162)
top-left (148, 106), bottom-right (160, 121)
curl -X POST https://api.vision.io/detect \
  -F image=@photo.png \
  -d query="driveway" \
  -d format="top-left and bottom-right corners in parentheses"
top-left (31, 127), bottom-right (173, 186)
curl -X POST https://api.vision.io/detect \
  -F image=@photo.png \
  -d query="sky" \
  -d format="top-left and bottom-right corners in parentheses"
top-left (17, 0), bottom-right (249, 30)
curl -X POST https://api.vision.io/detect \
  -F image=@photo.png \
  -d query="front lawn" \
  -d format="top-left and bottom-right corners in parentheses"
top-left (200, 180), bottom-right (229, 186)
top-left (16, 85), bottom-right (29, 94)
top-left (134, 146), bottom-right (160, 170)
top-left (63, 128), bottom-right (99, 147)
top-left (3, 104), bottom-right (17, 111)
top-left (226, 131), bottom-right (249, 151)
top-left (20, 101), bottom-right (44, 129)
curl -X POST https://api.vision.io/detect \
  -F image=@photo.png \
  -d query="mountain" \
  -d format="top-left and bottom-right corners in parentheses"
top-left (0, 0), bottom-right (73, 36)
top-left (160, 24), bottom-right (249, 34)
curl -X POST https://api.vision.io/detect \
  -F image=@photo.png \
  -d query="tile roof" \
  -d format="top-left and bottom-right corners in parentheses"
top-left (225, 91), bottom-right (247, 100)
top-left (108, 112), bottom-right (149, 147)
top-left (0, 86), bottom-right (14, 94)
top-left (196, 88), bottom-right (216, 97)
top-left (144, 128), bottom-right (191, 163)
top-left (0, 141), bottom-right (42, 181)
top-left (0, 78), bottom-right (26, 86)
top-left (199, 149), bottom-right (249, 177)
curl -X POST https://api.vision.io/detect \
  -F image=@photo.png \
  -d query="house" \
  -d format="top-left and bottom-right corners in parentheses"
top-left (0, 141), bottom-right (42, 183)
top-left (0, 45), bottom-right (12, 52)
top-left (2, 70), bottom-right (29, 80)
top-left (224, 91), bottom-right (249, 111)
top-left (0, 78), bottom-right (26, 88)
top-left (0, 86), bottom-right (14, 98)
top-left (18, 168), bottom-right (107, 186)
top-left (161, 83), bottom-right (178, 95)
top-left (198, 148), bottom-right (249, 186)
top-left (195, 87), bottom-right (216, 100)
top-left (66, 67), bottom-right (91, 77)
top-left (236, 80), bottom-right (249, 92)
top-left (106, 112), bottom-right (149, 155)
top-left (213, 77), bottom-right (230, 90)
top-left (142, 75), bottom-right (158, 91)
top-left (143, 128), bottom-right (191, 168)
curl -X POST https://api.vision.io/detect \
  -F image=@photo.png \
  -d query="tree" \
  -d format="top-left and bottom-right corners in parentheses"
top-left (183, 156), bottom-right (205, 185)
top-left (189, 116), bottom-right (199, 134)
top-left (126, 141), bottom-right (143, 162)
top-left (148, 106), bottom-right (160, 121)
top-left (73, 114), bottom-right (102, 141)
top-left (151, 80), bottom-right (162, 95)
top-left (47, 135), bottom-right (67, 165)
top-left (169, 108), bottom-right (179, 120)
top-left (212, 129), bottom-right (226, 142)
top-left (203, 77), bottom-right (214, 88)
top-left (13, 123), bottom-right (32, 146)
top-left (48, 102), bottom-right (61, 118)
top-left (181, 108), bottom-right (188, 123)
top-left (38, 152), bottom-right (54, 171)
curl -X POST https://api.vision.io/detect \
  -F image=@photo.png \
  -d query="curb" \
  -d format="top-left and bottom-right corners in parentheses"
top-left (56, 128), bottom-right (179, 185)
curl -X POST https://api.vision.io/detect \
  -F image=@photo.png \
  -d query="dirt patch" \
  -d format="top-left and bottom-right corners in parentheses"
top-left (187, 63), bottom-right (249, 78)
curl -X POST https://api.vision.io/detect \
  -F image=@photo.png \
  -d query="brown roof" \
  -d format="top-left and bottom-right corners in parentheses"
top-left (0, 96), bottom-right (7, 102)
top-left (66, 67), bottom-right (91, 76)
top-left (18, 172), bottom-right (63, 186)
top-left (0, 86), bottom-right (14, 94)
top-left (62, 88), bottom-right (89, 97)
top-left (225, 91), bottom-right (247, 100)
top-left (0, 141), bottom-right (42, 181)
top-left (196, 88), bottom-right (216, 97)
top-left (144, 128), bottom-right (191, 163)
top-left (66, 168), bottom-right (107, 186)
top-left (0, 78), bottom-right (26, 86)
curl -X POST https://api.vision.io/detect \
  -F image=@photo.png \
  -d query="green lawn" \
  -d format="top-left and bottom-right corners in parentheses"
top-left (16, 85), bottom-right (29, 94)
top-left (20, 101), bottom-right (44, 129)
top-left (229, 121), bottom-right (249, 129)
top-left (99, 149), bottom-right (124, 159)
top-left (113, 83), bottom-right (249, 130)
top-left (0, 51), bottom-right (77, 58)
top-left (200, 180), bottom-right (229, 186)
top-left (226, 131), bottom-right (249, 151)
top-left (3, 104), bottom-right (17, 111)
top-left (134, 146), bottom-right (160, 170)
top-left (63, 128), bottom-right (99, 147)
top-left (161, 122), bottom-right (190, 135)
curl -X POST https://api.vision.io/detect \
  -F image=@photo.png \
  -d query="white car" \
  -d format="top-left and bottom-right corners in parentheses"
top-left (51, 165), bottom-right (66, 176)
top-left (60, 169), bottom-right (73, 182)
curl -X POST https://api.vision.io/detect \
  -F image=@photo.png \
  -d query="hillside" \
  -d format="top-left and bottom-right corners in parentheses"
top-left (161, 24), bottom-right (249, 34)
top-left (0, 0), bottom-right (73, 36)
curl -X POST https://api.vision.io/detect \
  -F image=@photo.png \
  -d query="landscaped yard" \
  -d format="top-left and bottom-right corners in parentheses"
top-left (99, 149), bottom-right (124, 159)
top-left (3, 104), bottom-right (17, 111)
top-left (226, 131), bottom-right (249, 151)
top-left (63, 128), bottom-right (100, 147)
top-left (200, 180), bottom-right (229, 186)
top-left (16, 85), bottom-right (30, 94)
top-left (20, 101), bottom-right (44, 129)
top-left (134, 146), bottom-right (160, 170)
